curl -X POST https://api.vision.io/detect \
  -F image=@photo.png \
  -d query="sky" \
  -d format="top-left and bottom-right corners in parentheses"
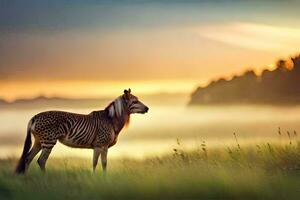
top-left (1, 0), bottom-right (300, 101)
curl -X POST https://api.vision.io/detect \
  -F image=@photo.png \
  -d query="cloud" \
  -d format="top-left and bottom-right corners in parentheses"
top-left (196, 22), bottom-right (300, 52)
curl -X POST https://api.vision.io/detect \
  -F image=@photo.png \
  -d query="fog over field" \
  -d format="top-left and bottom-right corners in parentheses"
top-left (1, 94), bottom-right (299, 159)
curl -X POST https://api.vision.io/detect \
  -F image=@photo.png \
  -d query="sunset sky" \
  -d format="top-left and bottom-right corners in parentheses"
top-left (1, 0), bottom-right (300, 101)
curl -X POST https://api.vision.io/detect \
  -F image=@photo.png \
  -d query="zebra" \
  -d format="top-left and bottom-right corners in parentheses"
top-left (15, 89), bottom-right (149, 174)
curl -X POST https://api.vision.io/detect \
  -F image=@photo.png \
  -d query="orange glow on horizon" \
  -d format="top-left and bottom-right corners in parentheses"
top-left (0, 80), bottom-right (201, 102)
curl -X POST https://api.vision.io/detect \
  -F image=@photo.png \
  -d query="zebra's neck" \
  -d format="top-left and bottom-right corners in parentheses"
top-left (92, 109), bottom-right (130, 135)
top-left (104, 96), bottom-right (130, 134)
top-left (109, 111), bottom-right (130, 134)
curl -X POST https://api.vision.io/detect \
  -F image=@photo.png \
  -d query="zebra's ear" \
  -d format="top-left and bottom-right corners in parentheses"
top-left (124, 88), bottom-right (131, 99)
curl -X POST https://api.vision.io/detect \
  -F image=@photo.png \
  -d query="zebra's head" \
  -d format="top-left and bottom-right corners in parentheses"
top-left (123, 88), bottom-right (149, 114)
top-left (106, 89), bottom-right (149, 118)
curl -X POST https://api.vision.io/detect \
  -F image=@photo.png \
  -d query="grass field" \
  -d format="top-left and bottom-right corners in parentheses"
top-left (0, 134), bottom-right (300, 200)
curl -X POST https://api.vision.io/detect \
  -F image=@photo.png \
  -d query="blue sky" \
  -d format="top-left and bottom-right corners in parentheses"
top-left (1, 0), bottom-right (298, 32)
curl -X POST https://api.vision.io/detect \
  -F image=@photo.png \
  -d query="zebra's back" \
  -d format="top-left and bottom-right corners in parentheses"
top-left (31, 111), bottom-right (98, 148)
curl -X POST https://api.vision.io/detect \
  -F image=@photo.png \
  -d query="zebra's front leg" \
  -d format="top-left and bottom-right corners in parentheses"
top-left (92, 146), bottom-right (108, 175)
top-left (100, 146), bottom-right (108, 175)
top-left (93, 147), bottom-right (101, 172)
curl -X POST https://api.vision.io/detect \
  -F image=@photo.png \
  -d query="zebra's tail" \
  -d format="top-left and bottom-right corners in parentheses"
top-left (15, 119), bottom-right (33, 174)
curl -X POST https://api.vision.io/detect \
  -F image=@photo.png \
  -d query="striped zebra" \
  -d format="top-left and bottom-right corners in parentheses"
top-left (15, 89), bottom-right (149, 174)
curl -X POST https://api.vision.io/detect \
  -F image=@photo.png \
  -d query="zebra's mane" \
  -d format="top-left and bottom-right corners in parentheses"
top-left (105, 96), bottom-right (130, 128)
top-left (105, 96), bottom-right (126, 118)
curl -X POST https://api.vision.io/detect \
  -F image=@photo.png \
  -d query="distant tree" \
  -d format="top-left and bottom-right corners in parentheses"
top-left (189, 54), bottom-right (300, 105)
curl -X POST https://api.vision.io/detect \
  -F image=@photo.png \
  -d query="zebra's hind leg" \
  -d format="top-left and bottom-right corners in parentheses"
top-left (37, 141), bottom-right (56, 172)
top-left (37, 148), bottom-right (53, 172)
top-left (37, 139), bottom-right (57, 172)
top-left (25, 140), bottom-right (42, 172)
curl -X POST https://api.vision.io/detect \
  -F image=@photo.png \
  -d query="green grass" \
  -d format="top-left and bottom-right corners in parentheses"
top-left (0, 138), bottom-right (300, 200)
